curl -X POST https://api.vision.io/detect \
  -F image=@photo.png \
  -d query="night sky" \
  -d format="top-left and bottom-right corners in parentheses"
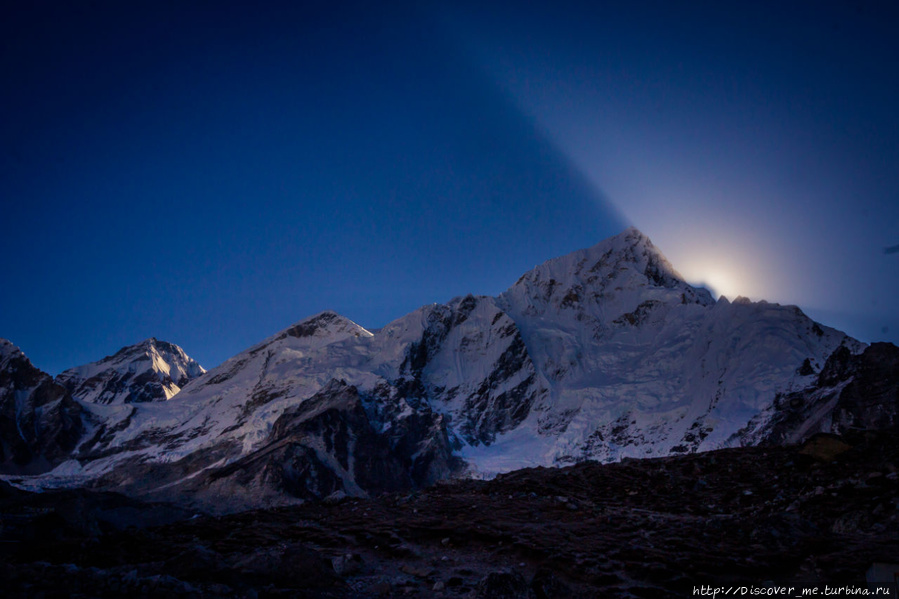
top-left (2, 1), bottom-right (897, 375)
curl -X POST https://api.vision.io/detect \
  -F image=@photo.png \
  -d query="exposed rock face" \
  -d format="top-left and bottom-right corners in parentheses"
top-left (741, 342), bottom-right (899, 446)
top-left (395, 295), bottom-right (546, 446)
top-left (0, 340), bottom-right (83, 473)
top-left (56, 338), bottom-right (205, 405)
top-left (128, 380), bottom-right (464, 513)
top-left (831, 342), bottom-right (899, 430)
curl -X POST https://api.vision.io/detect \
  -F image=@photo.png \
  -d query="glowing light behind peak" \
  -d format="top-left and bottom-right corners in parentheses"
top-left (444, 1), bottom-right (899, 347)
top-left (684, 265), bottom-right (743, 302)
top-left (646, 221), bottom-right (777, 303)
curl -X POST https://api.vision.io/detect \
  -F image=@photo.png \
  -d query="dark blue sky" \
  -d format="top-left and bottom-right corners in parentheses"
top-left (2, 1), bottom-right (897, 374)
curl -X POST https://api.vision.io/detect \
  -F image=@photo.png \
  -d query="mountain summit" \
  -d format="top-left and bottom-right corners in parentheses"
top-left (2, 229), bottom-right (896, 513)
top-left (56, 337), bottom-right (205, 405)
top-left (502, 227), bottom-right (711, 316)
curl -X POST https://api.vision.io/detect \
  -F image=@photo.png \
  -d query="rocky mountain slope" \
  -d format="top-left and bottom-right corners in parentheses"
top-left (1, 228), bottom-right (896, 513)
top-left (0, 340), bottom-right (83, 474)
top-left (2, 427), bottom-right (897, 598)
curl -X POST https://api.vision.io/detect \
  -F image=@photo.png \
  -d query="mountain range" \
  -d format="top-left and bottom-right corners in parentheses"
top-left (2, 228), bottom-right (896, 512)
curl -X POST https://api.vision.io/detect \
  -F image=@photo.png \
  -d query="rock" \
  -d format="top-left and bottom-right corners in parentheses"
top-left (799, 435), bottom-right (853, 462)
top-left (369, 580), bottom-right (392, 595)
top-left (331, 553), bottom-right (363, 576)
top-left (474, 571), bottom-right (533, 599)
top-left (325, 490), bottom-right (349, 504)
top-left (531, 569), bottom-right (571, 599)
top-left (230, 543), bottom-right (337, 588)
top-left (400, 563), bottom-right (432, 578)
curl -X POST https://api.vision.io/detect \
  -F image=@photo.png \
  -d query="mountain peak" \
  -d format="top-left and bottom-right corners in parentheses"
top-left (615, 225), bottom-right (653, 246)
top-left (280, 311), bottom-right (373, 341)
top-left (500, 228), bottom-right (713, 322)
top-left (57, 338), bottom-right (205, 405)
top-left (0, 338), bottom-right (23, 362)
top-left (0, 339), bottom-right (44, 375)
top-left (587, 226), bottom-right (680, 281)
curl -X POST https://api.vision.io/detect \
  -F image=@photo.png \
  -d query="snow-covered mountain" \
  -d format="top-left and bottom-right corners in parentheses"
top-left (470, 228), bottom-right (859, 470)
top-left (56, 338), bottom-right (205, 405)
top-left (2, 228), bottom-right (896, 512)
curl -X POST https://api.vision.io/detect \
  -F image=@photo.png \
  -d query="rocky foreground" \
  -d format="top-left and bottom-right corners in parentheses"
top-left (2, 427), bottom-right (898, 598)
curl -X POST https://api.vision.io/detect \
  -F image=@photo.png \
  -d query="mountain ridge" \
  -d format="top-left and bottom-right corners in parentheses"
top-left (1, 228), bottom-right (896, 514)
